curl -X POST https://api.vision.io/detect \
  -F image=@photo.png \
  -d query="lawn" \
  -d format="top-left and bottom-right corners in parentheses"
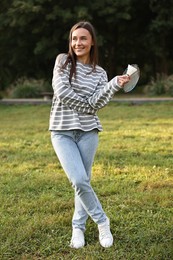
top-left (0, 102), bottom-right (173, 260)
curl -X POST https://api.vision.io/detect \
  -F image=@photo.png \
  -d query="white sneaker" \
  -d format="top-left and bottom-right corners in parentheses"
top-left (98, 218), bottom-right (113, 248)
top-left (70, 228), bottom-right (85, 249)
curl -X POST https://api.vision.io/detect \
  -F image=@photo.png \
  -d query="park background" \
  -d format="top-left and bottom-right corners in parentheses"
top-left (0, 0), bottom-right (173, 97)
top-left (0, 1), bottom-right (173, 260)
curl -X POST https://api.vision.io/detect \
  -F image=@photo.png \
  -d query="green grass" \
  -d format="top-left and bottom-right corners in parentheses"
top-left (0, 102), bottom-right (173, 260)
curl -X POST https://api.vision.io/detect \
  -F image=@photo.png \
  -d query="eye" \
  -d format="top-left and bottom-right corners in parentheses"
top-left (72, 36), bottom-right (77, 41)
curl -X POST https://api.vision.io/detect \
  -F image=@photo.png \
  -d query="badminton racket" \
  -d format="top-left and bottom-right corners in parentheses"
top-left (123, 64), bottom-right (140, 93)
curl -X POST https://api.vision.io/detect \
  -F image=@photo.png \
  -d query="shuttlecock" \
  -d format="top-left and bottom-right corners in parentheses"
top-left (126, 64), bottom-right (137, 76)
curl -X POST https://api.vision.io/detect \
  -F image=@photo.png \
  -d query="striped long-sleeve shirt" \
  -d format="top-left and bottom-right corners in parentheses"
top-left (49, 53), bottom-right (122, 132)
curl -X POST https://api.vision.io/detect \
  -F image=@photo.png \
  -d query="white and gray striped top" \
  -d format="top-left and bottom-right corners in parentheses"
top-left (49, 53), bottom-right (122, 132)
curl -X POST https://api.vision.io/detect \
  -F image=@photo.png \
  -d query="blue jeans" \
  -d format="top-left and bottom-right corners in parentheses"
top-left (51, 129), bottom-right (107, 231)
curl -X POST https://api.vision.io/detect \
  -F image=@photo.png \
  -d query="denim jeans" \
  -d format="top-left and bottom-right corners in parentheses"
top-left (51, 129), bottom-right (107, 231)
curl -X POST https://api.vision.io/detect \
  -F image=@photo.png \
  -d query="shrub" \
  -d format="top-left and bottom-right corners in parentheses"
top-left (164, 75), bottom-right (173, 96)
top-left (144, 74), bottom-right (173, 96)
top-left (10, 78), bottom-right (52, 98)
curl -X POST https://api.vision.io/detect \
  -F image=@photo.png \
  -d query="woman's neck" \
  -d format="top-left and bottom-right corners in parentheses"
top-left (77, 57), bottom-right (90, 65)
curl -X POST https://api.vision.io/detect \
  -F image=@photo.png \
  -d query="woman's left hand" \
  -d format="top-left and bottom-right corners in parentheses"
top-left (117, 75), bottom-right (130, 87)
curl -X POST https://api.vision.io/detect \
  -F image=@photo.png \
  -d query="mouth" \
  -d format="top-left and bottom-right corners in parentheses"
top-left (75, 48), bottom-right (84, 51)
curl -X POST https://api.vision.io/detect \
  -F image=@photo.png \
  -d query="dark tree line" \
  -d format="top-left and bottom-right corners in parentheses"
top-left (0, 0), bottom-right (173, 90)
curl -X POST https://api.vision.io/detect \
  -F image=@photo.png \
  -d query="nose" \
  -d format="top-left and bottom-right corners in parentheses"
top-left (76, 39), bottom-right (81, 45)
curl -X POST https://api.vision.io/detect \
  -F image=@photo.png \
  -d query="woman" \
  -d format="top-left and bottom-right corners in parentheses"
top-left (49, 21), bottom-right (130, 249)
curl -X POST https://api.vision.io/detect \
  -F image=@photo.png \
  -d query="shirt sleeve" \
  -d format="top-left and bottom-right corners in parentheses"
top-left (52, 54), bottom-right (97, 115)
top-left (88, 70), bottom-right (122, 109)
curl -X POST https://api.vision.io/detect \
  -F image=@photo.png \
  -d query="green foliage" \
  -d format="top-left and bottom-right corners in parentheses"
top-left (165, 75), bottom-right (173, 96)
top-left (0, 0), bottom-right (173, 90)
top-left (0, 103), bottom-right (173, 259)
top-left (144, 74), bottom-right (173, 96)
top-left (10, 78), bottom-right (52, 98)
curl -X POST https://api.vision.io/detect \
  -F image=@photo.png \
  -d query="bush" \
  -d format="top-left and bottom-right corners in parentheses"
top-left (10, 78), bottom-right (52, 98)
top-left (144, 74), bottom-right (173, 96)
top-left (164, 75), bottom-right (173, 96)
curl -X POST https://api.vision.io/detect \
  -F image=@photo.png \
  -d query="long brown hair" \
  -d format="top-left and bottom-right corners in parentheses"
top-left (62, 21), bottom-right (99, 82)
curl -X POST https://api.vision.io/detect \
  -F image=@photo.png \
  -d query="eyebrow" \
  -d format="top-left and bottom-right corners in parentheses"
top-left (72, 35), bottom-right (88, 38)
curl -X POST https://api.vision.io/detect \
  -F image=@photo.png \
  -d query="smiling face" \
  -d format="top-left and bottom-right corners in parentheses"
top-left (71, 28), bottom-right (93, 64)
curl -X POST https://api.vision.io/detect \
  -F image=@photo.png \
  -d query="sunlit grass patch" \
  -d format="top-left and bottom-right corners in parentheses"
top-left (0, 103), bottom-right (173, 259)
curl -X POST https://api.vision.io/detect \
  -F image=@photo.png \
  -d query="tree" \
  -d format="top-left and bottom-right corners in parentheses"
top-left (0, 0), bottom-right (173, 91)
top-left (148, 0), bottom-right (173, 75)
